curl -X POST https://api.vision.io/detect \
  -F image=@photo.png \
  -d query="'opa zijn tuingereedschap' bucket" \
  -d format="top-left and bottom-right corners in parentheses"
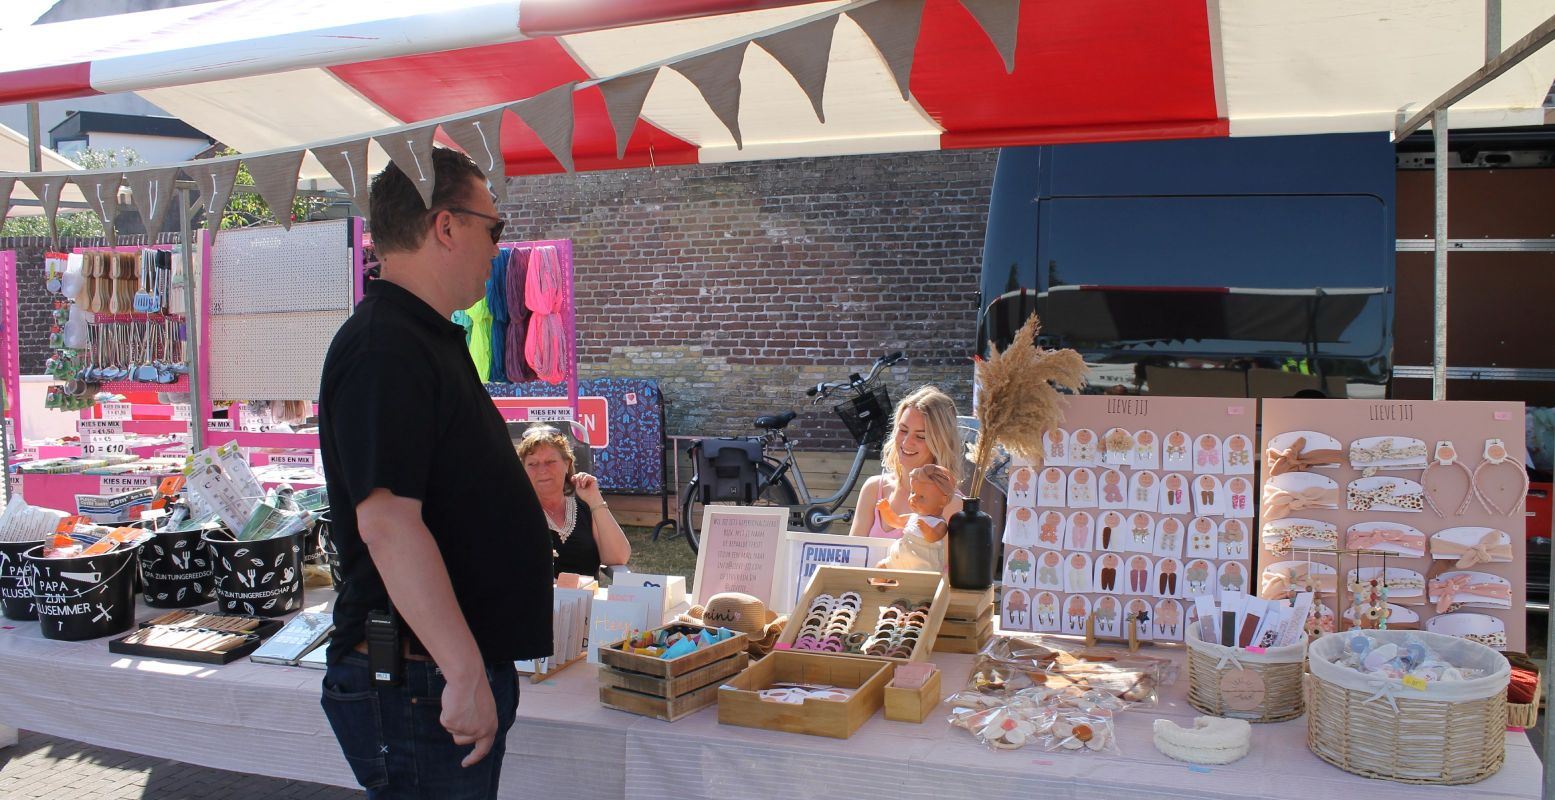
top-left (23, 544), bottom-right (139, 641)
top-left (203, 529), bottom-right (304, 617)
top-left (139, 525), bottom-right (220, 609)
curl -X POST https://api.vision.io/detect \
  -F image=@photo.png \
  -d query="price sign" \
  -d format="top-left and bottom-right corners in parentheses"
top-left (529, 407), bottom-right (575, 423)
top-left (83, 435), bottom-right (132, 456)
top-left (101, 402), bottom-right (133, 421)
top-left (207, 419), bottom-right (234, 432)
top-left (101, 474), bottom-right (158, 491)
top-left (271, 451), bottom-right (315, 468)
top-left (172, 403), bottom-right (192, 421)
top-left (78, 419), bottom-right (124, 436)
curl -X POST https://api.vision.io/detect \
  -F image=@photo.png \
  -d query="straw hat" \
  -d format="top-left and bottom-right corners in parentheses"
top-left (678, 592), bottom-right (787, 656)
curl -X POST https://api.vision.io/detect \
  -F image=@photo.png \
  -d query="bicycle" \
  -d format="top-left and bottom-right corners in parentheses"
top-left (677, 352), bottom-right (905, 554)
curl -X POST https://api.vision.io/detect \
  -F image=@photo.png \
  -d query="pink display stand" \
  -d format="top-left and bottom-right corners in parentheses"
top-left (1, 250), bottom-right (20, 442)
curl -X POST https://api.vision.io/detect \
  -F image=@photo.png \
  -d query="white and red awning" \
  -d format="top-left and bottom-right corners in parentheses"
top-left (0, 0), bottom-right (1551, 187)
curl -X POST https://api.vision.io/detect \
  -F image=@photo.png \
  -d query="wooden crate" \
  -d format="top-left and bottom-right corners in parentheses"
top-left (778, 565), bottom-right (949, 662)
top-left (600, 678), bottom-right (726, 722)
top-left (718, 650), bottom-right (891, 738)
top-left (945, 586), bottom-right (994, 621)
top-left (598, 623), bottom-right (748, 679)
top-left (938, 608), bottom-right (993, 639)
top-left (598, 651), bottom-right (749, 699)
top-left (883, 668), bottom-right (942, 723)
top-left (933, 615), bottom-right (993, 654)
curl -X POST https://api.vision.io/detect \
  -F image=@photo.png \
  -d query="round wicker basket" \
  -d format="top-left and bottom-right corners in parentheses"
top-left (1306, 630), bottom-right (1509, 785)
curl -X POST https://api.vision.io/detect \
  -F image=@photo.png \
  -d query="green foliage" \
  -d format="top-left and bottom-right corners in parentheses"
top-left (216, 146), bottom-right (327, 229)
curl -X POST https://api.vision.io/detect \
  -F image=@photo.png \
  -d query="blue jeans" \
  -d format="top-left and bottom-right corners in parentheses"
top-left (321, 651), bottom-right (519, 799)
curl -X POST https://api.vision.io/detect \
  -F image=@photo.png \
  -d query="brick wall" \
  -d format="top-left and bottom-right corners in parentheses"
top-left (5, 150), bottom-right (997, 450)
top-left (2, 234), bottom-right (181, 375)
top-left (500, 149), bottom-right (997, 448)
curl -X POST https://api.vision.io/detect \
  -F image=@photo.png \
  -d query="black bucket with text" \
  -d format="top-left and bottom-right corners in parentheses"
top-left (203, 529), bottom-right (304, 617)
top-left (23, 544), bottom-right (139, 641)
top-left (0, 539), bottom-right (43, 621)
top-left (139, 526), bottom-right (219, 608)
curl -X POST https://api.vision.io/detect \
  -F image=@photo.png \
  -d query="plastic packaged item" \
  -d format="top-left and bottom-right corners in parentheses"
top-left (1043, 709), bottom-right (1119, 754)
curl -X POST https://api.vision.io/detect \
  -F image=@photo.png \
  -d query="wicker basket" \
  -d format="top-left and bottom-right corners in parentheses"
top-left (1504, 652), bottom-right (1540, 729)
top-left (1184, 625), bottom-right (1306, 722)
top-left (1306, 630), bottom-right (1509, 785)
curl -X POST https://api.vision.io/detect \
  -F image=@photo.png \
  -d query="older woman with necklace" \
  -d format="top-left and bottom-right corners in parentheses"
top-left (518, 426), bottom-right (631, 577)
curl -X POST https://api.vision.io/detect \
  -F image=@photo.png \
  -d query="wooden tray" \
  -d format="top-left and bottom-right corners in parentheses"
top-left (778, 566), bottom-right (949, 662)
top-left (108, 617), bottom-right (283, 665)
top-left (598, 651), bottom-right (749, 699)
top-left (598, 623), bottom-right (748, 679)
top-left (718, 649), bottom-right (891, 739)
top-left (600, 677), bottom-right (726, 722)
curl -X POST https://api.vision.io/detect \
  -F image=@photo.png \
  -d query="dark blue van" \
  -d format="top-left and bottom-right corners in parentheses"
top-left (976, 133), bottom-right (1397, 398)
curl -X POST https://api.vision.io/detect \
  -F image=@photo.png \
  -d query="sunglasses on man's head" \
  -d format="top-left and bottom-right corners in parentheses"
top-left (443, 207), bottom-right (506, 244)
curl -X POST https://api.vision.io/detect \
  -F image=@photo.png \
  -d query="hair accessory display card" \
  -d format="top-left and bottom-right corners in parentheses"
top-left (1032, 591), bottom-right (1060, 632)
top-left (998, 396), bottom-right (1254, 644)
top-left (1037, 467), bottom-right (1067, 508)
top-left (1035, 510), bottom-right (1066, 551)
top-left (1044, 429), bottom-right (1070, 467)
top-left (1259, 398), bottom-right (1526, 651)
top-left (1003, 587), bottom-right (1032, 629)
top-left (1132, 430), bottom-right (1160, 469)
top-left (1004, 506), bottom-right (1039, 548)
top-left (1153, 599), bottom-right (1184, 639)
top-left (1098, 469), bottom-right (1128, 509)
top-left (1007, 465), bottom-right (1038, 508)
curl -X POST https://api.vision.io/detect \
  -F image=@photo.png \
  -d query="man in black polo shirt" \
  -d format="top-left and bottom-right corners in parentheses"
top-left (318, 147), bottom-right (551, 799)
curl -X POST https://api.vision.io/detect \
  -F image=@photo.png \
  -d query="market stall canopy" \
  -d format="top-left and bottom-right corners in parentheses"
top-left (0, 122), bottom-right (83, 218)
top-left (0, 0), bottom-right (1552, 238)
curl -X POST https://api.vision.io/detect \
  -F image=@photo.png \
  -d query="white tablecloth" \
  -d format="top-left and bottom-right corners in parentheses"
top-left (0, 594), bottom-right (1541, 800)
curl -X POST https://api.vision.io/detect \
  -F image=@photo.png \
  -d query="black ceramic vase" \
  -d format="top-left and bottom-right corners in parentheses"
top-left (947, 497), bottom-right (995, 590)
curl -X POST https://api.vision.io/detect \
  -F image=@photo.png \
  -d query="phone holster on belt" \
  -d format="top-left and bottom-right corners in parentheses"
top-left (366, 608), bottom-right (402, 686)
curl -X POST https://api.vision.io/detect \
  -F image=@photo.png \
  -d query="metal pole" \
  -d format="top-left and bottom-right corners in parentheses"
top-left (1486, 0), bottom-right (1502, 62)
top-left (179, 188), bottom-right (204, 453)
top-left (1431, 109), bottom-right (1449, 401)
top-left (1546, 502), bottom-right (1555, 800)
top-left (25, 104), bottom-right (41, 173)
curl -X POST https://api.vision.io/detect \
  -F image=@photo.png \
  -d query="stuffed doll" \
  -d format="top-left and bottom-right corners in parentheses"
top-left (877, 464), bottom-right (955, 572)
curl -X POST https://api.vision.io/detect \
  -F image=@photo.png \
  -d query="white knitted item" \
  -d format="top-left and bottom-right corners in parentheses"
top-left (1151, 717), bottom-right (1252, 764)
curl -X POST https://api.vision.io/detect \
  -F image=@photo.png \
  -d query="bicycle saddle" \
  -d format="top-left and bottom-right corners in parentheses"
top-left (754, 411), bottom-right (797, 430)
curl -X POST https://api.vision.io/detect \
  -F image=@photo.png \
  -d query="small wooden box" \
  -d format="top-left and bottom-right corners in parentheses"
top-left (883, 667), bottom-right (942, 723)
top-left (598, 623), bottom-right (747, 679)
top-left (717, 650), bottom-right (891, 738)
top-left (778, 566), bottom-right (949, 662)
top-left (599, 676), bottom-right (729, 722)
top-left (933, 614), bottom-right (993, 654)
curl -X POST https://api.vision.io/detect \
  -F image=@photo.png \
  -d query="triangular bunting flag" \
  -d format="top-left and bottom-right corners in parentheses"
top-left (848, 0), bottom-right (926, 100)
top-left (375, 124), bottom-right (440, 208)
top-left (671, 44), bottom-right (750, 149)
top-left (512, 83), bottom-right (577, 174)
top-left (599, 71), bottom-right (659, 161)
top-left (19, 175), bottom-right (67, 244)
top-left (311, 138), bottom-right (374, 218)
top-left (442, 109), bottom-right (511, 201)
top-left (127, 167), bottom-right (180, 235)
top-left (72, 172), bottom-right (123, 243)
top-left (957, 0), bottom-right (1019, 73)
top-left (244, 150), bottom-right (307, 230)
top-left (757, 15), bottom-right (840, 123)
top-left (184, 158), bottom-right (242, 241)
top-left (0, 176), bottom-right (13, 226)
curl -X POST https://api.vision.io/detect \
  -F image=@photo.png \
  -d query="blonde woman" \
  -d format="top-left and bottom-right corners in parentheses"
top-left (849, 385), bottom-right (965, 538)
top-left (517, 426), bottom-right (631, 577)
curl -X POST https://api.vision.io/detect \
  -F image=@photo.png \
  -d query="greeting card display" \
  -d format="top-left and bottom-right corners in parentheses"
top-left (999, 396), bottom-right (1255, 644)
top-left (1258, 398), bottom-right (1527, 650)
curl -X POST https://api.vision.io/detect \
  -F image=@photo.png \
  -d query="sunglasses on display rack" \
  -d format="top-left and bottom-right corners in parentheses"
top-left (443, 207), bottom-right (506, 244)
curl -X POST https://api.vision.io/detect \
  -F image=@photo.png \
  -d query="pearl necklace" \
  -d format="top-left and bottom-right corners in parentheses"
top-left (545, 497), bottom-right (577, 544)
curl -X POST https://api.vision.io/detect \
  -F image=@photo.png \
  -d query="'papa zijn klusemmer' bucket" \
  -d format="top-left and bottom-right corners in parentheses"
top-left (23, 544), bottom-right (139, 641)
top-left (0, 539), bottom-right (42, 621)
top-left (139, 525), bottom-right (220, 609)
top-left (203, 529), bottom-right (305, 618)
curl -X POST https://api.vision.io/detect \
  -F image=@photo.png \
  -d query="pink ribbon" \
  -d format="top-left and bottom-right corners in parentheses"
top-left (1428, 574), bottom-right (1512, 614)
top-left (1347, 527), bottom-right (1426, 553)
